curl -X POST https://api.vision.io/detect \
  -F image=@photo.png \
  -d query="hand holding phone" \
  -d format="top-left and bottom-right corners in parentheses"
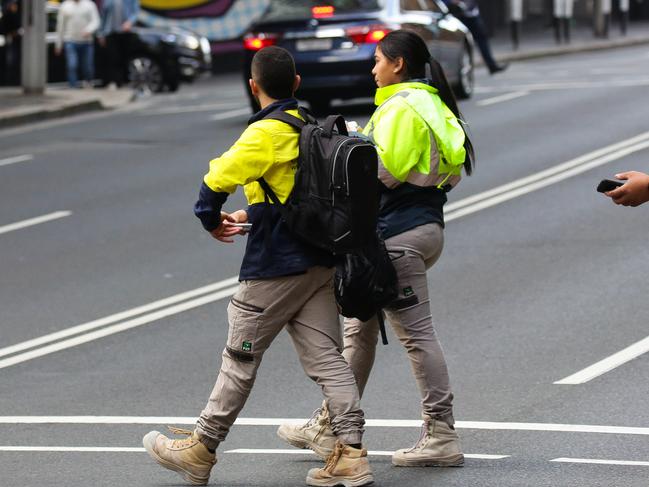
top-left (231, 223), bottom-right (252, 232)
top-left (596, 179), bottom-right (624, 193)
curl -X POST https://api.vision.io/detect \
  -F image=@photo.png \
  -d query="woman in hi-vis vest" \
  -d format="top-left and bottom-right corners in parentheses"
top-left (278, 29), bottom-right (476, 469)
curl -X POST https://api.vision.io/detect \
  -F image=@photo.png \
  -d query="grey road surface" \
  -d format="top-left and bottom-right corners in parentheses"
top-left (1, 45), bottom-right (648, 487)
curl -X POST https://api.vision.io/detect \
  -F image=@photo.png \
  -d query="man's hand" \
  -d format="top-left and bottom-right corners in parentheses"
top-left (122, 20), bottom-right (133, 32)
top-left (98, 36), bottom-right (106, 47)
top-left (606, 171), bottom-right (649, 207)
top-left (209, 210), bottom-right (249, 243)
top-left (55, 47), bottom-right (62, 56)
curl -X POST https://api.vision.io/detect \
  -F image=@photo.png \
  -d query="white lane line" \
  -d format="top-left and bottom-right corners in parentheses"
top-left (0, 446), bottom-right (145, 452)
top-left (1, 417), bottom-right (648, 436)
top-left (476, 91), bottom-right (529, 107)
top-left (551, 458), bottom-right (649, 467)
top-left (446, 133), bottom-right (649, 222)
top-left (209, 108), bottom-right (251, 121)
top-left (0, 154), bottom-right (34, 167)
top-left (0, 276), bottom-right (239, 359)
top-left (554, 335), bottom-right (649, 385)
top-left (473, 78), bottom-right (649, 93)
top-left (0, 286), bottom-right (239, 370)
top-left (0, 211), bottom-right (72, 236)
top-left (225, 449), bottom-right (508, 459)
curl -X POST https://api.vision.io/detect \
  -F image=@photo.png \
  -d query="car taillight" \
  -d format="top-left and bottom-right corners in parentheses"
top-left (312, 5), bottom-right (334, 18)
top-left (345, 25), bottom-right (391, 44)
top-left (243, 34), bottom-right (278, 51)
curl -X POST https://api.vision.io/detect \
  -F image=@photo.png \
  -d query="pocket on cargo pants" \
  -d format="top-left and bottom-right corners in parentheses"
top-left (225, 298), bottom-right (263, 362)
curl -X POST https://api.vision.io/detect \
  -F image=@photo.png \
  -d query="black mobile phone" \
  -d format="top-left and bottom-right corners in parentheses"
top-left (596, 179), bottom-right (624, 193)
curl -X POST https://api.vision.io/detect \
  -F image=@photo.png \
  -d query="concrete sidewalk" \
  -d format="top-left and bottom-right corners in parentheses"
top-left (1, 20), bottom-right (648, 130)
top-left (0, 86), bottom-right (136, 130)
top-left (488, 18), bottom-right (649, 65)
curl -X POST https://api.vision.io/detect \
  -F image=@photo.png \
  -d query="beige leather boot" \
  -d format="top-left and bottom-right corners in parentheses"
top-left (306, 441), bottom-right (374, 486)
top-left (143, 427), bottom-right (217, 485)
top-left (277, 400), bottom-right (336, 460)
top-left (392, 416), bottom-right (464, 467)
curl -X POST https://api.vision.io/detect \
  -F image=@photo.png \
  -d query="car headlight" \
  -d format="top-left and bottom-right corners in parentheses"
top-left (182, 35), bottom-right (200, 50)
top-left (200, 37), bottom-right (211, 56)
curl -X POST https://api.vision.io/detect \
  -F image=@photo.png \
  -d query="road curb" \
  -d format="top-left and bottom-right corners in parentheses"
top-left (481, 35), bottom-right (649, 66)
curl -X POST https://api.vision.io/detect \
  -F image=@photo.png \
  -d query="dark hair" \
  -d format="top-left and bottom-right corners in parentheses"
top-left (378, 30), bottom-right (475, 176)
top-left (250, 46), bottom-right (297, 100)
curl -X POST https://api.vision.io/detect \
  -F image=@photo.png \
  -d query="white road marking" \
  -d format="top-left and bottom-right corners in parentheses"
top-left (0, 445), bottom-right (508, 459)
top-left (446, 130), bottom-right (649, 221)
top-left (551, 458), bottom-right (649, 467)
top-left (0, 286), bottom-right (240, 370)
top-left (209, 108), bottom-right (251, 121)
top-left (0, 211), bottom-right (72, 236)
top-left (0, 154), bottom-right (33, 167)
top-left (476, 91), bottom-right (529, 107)
top-left (473, 78), bottom-right (649, 94)
top-left (0, 276), bottom-right (239, 359)
top-left (554, 335), bottom-right (649, 385)
top-left (3, 132), bottom-right (649, 372)
top-left (0, 446), bottom-right (145, 452)
top-left (1, 417), bottom-right (648, 436)
top-left (225, 449), bottom-right (508, 459)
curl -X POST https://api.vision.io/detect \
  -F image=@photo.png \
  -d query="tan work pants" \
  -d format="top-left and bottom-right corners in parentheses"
top-left (343, 223), bottom-right (456, 426)
top-left (196, 266), bottom-right (364, 448)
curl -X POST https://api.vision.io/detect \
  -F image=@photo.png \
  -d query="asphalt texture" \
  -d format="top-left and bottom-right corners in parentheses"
top-left (1, 45), bottom-right (648, 486)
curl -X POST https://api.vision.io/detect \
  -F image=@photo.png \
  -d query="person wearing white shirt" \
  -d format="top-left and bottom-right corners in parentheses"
top-left (55, 0), bottom-right (100, 88)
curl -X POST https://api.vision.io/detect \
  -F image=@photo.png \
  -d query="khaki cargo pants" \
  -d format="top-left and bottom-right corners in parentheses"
top-left (196, 266), bottom-right (364, 448)
top-left (343, 223), bottom-right (456, 426)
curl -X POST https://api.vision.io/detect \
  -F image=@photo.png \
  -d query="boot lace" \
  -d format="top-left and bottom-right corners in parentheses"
top-left (407, 420), bottom-right (432, 453)
top-left (301, 407), bottom-right (324, 430)
top-left (323, 442), bottom-right (345, 472)
top-left (166, 426), bottom-right (197, 448)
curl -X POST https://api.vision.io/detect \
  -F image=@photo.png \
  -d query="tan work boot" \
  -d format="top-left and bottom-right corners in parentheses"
top-left (142, 426), bottom-right (217, 485)
top-left (277, 401), bottom-right (336, 460)
top-left (306, 441), bottom-right (374, 486)
top-left (392, 416), bottom-right (464, 467)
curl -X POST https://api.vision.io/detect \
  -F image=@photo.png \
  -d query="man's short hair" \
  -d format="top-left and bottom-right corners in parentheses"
top-left (251, 46), bottom-right (296, 100)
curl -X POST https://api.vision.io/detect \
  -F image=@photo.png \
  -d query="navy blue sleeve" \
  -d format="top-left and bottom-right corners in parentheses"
top-left (194, 182), bottom-right (229, 231)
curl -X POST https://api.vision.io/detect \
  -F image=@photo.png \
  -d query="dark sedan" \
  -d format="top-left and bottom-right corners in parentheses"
top-left (44, 1), bottom-right (212, 92)
top-left (242, 0), bottom-right (474, 113)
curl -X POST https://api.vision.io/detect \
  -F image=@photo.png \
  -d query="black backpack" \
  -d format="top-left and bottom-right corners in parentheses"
top-left (258, 108), bottom-right (378, 255)
top-left (259, 108), bottom-right (397, 342)
top-left (334, 233), bottom-right (398, 345)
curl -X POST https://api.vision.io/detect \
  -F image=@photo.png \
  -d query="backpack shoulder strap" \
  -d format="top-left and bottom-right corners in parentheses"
top-left (264, 110), bottom-right (307, 131)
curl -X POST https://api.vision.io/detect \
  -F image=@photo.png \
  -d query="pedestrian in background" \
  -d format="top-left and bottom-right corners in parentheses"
top-left (605, 171), bottom-right (649, 207)
top-left (1, 0), bottom-right (21, 85)
top-left (55, 0), bottom-right (100, 88)
top-left (142, 46), bottom-right (374, 487)
top-left (97, 0), bottom-right (139, 89)
top-left (442, 0), bottom-right (508, 74)
top-left (279, 29), bottom-right (475, 468)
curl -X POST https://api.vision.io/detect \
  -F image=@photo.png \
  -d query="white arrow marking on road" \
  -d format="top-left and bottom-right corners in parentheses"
top-left (0, 417), bottom-right (648, 436)
top-left (550, 458), bottom-right (649, 467)
top-left (2, 132), bottom-right (649, 371)
top-left (476, 91), bottom-right (529, 107)
top-left (0, 154), bottom-right (34, 167)
top-left (0, 211), bottom-right (72, 236)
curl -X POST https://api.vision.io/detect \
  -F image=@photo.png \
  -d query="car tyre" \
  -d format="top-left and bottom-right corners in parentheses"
top-left (454, 44), bottom-right (474, 100)
top-left (127, 56), bottom-right (165, 93)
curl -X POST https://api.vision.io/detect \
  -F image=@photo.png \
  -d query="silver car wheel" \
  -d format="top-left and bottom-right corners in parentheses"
top-left (128, 56), bottom-right (164, 94)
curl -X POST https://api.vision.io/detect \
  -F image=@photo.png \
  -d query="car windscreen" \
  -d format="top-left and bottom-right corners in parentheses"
top-left (263, 0), bottom-right (383, 21)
